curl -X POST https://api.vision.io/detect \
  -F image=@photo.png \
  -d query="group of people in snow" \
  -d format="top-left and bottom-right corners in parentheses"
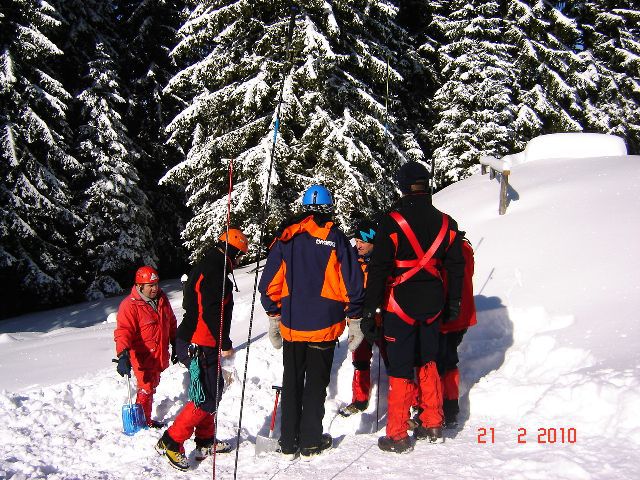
top-left (113, 161), bottom-right (475, 471)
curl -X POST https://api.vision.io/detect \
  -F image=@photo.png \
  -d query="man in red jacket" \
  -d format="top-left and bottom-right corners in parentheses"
top-left (114, 266), bottom-right (178, 429)
top-left (361, 162), bottom-right (465, 453)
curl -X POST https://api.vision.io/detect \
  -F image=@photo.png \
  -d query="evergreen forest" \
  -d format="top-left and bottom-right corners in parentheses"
top-left (1, 0), bottom-right (638, 318)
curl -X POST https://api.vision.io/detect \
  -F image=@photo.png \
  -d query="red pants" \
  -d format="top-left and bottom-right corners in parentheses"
top-left (132, 366), bottom-right (161, 425)
top-left (350, 339), bottom-right (387, 403)
top-left (387, 363), bottom-right (442, 439)
top-left (383, 313), bottom-right (442, 439)
top-left (167, 401), bottom-right (215, 448)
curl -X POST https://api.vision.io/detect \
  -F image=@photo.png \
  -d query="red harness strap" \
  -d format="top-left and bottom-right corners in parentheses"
top-left (383, 212), bottom-right (449, 326)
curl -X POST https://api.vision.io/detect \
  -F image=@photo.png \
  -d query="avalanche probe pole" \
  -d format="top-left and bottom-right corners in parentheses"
top-left (212, 158), bottom-right (234, 480)
top-left (376, 54), bottom-right (391, 433)
top-left (232, 6), bottom-right (298, 479)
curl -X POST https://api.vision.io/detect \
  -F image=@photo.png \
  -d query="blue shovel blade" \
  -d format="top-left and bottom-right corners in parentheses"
top-left (134, 404), bottom-right (148, 430)
top-left (122, 403), bottom-right (145, 435)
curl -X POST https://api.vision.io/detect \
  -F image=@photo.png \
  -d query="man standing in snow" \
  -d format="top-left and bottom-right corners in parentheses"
top-left (114, 266), bottom-right (178, 428)
top-left (361, 161), bottom-right (465, 453)
top-left (259, 185), bottom-right (364, 459)
top-left (155, 229), bottom-right (248, 472)
top-left (339, 218), bottom-right (388, 417)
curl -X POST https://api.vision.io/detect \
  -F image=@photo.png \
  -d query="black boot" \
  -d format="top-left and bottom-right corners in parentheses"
top-left (443, 399), bottom-right (459, 428)
top-left (414, 425), bottom-right (444, 443)
top-left (378, 435), bottom-right (414, 453)
top-left (300, 433), bottom-right (332, 459)
top-left (338, 400), bottom-right (368, 417)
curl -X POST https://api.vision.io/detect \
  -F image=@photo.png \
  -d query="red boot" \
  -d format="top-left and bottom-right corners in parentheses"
top-left (385, 377), bottom-right (416, 440)
top-left (416, 362), bottom-right (443, 429)
top-left (338, 369), bottom-right (371, 416)
top-left (352, 368), bottom-right (371, 404)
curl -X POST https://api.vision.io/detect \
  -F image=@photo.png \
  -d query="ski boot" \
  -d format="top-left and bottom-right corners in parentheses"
top-left (194, 438), bottom-right (232, 460)
top-left (155, 432), bottom-right (189, 472)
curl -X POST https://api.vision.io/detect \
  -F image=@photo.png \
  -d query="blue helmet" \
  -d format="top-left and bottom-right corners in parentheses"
top-left (302, 184), bottom-right (333, 206)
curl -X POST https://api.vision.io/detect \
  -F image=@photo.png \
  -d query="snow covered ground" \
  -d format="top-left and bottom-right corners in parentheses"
top-left (1, 148), bottom-right (639, 479)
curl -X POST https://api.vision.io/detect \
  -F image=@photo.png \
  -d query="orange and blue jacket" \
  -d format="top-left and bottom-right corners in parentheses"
top-left (259, 214), bottom-right (364, 343)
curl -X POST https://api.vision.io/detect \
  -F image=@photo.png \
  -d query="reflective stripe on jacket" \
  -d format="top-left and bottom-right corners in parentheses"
top-left (180, 248), bottom-right (234, 349)
top-left (259, 215), bottom-right (364, 342)
top-left (114, 286), bottom-right (177, 371)
top-left (364, 193), bottom-right (465, 320)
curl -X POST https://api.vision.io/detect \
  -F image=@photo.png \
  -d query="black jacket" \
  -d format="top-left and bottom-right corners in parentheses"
top-left (364, 193), bottom-right (465, 319)
top-left (179, 247), bottom-right (233, 349)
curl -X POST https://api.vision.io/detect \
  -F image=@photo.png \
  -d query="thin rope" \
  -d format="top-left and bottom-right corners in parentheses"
top-left (232, 6), bottom-right (298, 479)
top-left (188, 356), bottom-right (206, 405)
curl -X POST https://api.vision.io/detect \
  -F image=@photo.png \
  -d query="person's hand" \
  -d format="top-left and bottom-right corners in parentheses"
top-left (221, 350), bottom-right (235, 387)
top-left (347, 317), bottom-right (364, 351)
top-left (268, 315), bottom-right (283, 349)
top-left (221, 348), bottom-right (235, 358)
top-left (170, 341), bottom-right (178, 364)
top-left (443, 300), bottom-right (461, 324)
top-left (116, 350), bottom-right (132, 377)
top-left (360, 310), bottom-right (379, 345)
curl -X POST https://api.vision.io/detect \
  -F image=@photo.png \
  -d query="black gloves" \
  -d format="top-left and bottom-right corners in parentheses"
top-left (170, 341), bottom-right (178, 364)
top-left (116, 350), bottom-right (132, 377)
top-left (360, 310), bottom-right (379, 345)
top-left (443, 300), bottom-right (461, 324)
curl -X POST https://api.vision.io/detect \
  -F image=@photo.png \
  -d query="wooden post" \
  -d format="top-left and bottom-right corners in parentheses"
top-left (481, 164), bottom-right (488, 175)
top-left (489, 168), bottom-right (495, 180)
top-left (499, 170), bottom-right (510, 215)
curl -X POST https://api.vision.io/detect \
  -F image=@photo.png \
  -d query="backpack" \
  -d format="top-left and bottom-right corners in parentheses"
top-left (441, 234), bottom-right (476, 334)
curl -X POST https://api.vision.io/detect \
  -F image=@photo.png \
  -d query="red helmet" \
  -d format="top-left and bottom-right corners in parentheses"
top-left (135, 266), bottom-right (159, 284)
top-left (219, 228), bottom-right (249, 253)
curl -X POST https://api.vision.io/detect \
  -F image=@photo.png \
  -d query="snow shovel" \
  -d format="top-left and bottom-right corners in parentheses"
top-left (255, 385), bottom-right (282, 455)
top-left (121, 373), bottom-right (147, 436)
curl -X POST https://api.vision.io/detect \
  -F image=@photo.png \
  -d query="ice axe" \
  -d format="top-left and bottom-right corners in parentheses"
top-left (112, 359), bottom-right (147, 435)
top-left (255, 385), bottom-right (282, 455)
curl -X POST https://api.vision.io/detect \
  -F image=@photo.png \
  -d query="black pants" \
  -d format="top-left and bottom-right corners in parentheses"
top-left (435, 330), bottom-right (466, 375)
top-left (176, 338), bottom-right (223, 413)
top-left (280, 340), bottom-right (335, 450)
top-left (383, 312), bottom-right (440, 379)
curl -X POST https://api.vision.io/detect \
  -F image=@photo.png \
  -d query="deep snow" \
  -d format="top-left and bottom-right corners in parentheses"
top-left (1, 147), bottom-right (639, 479)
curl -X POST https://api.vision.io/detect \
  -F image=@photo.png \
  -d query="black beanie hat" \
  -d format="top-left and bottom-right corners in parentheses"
top-left (397, 161), bottom-right (430, 193)
top-left (353, 219), bottom-right (377, 243)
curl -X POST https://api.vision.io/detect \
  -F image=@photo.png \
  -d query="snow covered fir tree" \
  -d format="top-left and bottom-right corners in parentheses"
top-left (0, 0), bottom-right (83, 317)
top-left (161, 0), bottom-right (422, 261)
top-left (1, 0), bottom-right (639, 318)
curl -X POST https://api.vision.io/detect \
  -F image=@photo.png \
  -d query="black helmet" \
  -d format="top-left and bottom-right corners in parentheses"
top-left (397, 161), bottom-right (430, 193)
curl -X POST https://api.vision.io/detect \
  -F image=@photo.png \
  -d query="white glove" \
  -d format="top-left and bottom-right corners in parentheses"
top-left (220, 350), bottom-right (235, 389)
top-left (268, 315), bottom-right (283, 349)
top-left (347, 318), bottom-right (364, 352)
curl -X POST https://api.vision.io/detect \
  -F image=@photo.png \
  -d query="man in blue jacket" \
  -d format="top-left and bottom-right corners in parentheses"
top-left (259, 185), bottom-right (364, 459)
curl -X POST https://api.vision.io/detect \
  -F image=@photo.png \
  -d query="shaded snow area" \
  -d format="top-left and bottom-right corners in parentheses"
top-left (1, 152), bottom-right (640, 479)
